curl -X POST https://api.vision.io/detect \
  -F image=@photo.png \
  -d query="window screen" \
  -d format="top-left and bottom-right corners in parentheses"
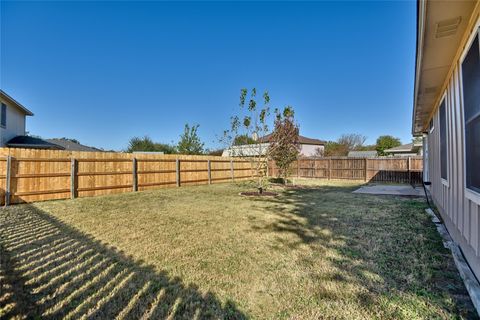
top-left (1, 103), bottom-right (6, 127)
top-left (462, 32), bottom-right (480, 192)
top-left (440, 100), bottom-right (447, 180)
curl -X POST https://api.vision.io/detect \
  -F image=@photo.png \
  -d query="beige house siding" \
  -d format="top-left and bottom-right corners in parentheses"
top-left (426, 17), bottom-right (480, 278)
top-left (300, 144), bottom-right (323, 157)
top-left (0, 95), bottom-right (28, 146)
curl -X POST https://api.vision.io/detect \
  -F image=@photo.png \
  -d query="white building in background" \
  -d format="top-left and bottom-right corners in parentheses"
top-left (384, 141), bottom-right (423, 157)
top-left (222, 134), bottom-right (325, 157)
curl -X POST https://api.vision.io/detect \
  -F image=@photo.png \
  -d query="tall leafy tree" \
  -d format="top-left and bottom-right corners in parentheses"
top-left (154, 143), bottom-right (178, 154)
top-left (126, 136), bottom-right (157, 152)
top-left (268, 106), bottom-right (300, 182)
top-left (376, 135), bottom-right (402, 156)
top-left (322, 133), bottom-right (368, 156)
top-left (337, 133), bottom-right (367, 151)
top-left (323, 141), bottom-right (349, 157)
top-left (233, 134), bottom-right (256, 146)
top-left (126, 136), bottom-right (177, 153)
top-left (177, 124), bottom-right (205, 155)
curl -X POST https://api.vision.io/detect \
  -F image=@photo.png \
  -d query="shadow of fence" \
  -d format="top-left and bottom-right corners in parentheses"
top-left (369, 170), bottom-right (423, 184)
top-left (0, 205), bottom-right (247, 319)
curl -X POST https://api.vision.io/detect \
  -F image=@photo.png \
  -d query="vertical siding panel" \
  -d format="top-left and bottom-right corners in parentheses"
top-left (428, 43), bottom-right (480, 278)
top-left (446, 85), bottom-right (454, 227)
top-left (478, 204), bottom-right (480, 256)
top-left (471, 200), bottom-right (479, 255)
top-left (453, 69), bottom-right (464, 238)
top-left (449, 77), bottom-right (459, 233)
top-left (453, 67), bottom-right (465, 240)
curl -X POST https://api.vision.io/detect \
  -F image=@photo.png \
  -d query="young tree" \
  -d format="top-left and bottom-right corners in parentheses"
top-left (268, 106), bottom-right (300, 183)
top-left (376, 135), bottom-right (401, 156)
top-left (177, 124), bottom-right (205, 155)
top-left (222, 88), bottom-right (271, 192)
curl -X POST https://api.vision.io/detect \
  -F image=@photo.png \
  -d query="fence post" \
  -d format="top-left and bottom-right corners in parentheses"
top-left (176, 158), bottom-right (181, 187)
top-left (70, 158), bottom-right (77, 199)
top-left (230, 160), bottom-right (234, 182)
top-left (207, 160), bottom-right (211, 185)
top-left (407, 156), bottom-right (411, 185)
top-left (132, 158), bottom-right (138, 192)
top-left (364, 158), bottom-right (368, 182)
top-left (5, 155), bottom-right (12, 206)
top-left (328, 158), bottom-right (331, 180)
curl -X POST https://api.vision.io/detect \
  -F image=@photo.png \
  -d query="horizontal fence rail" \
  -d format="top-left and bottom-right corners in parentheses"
top-left (268, 156), bottom-right (423, 184)
top-left (0, 148), bottom-right (261, 205)
top-left (0, 148), bottom-right (423, 205)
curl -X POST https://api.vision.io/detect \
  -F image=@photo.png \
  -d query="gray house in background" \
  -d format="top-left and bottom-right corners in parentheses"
top-left (0, 90), bottom-right (34, 146)
top-left (46, 138), bottom-right (101, 152)
top-left (6, 136), bottom-right (102, 152)
top-left (384, 142), bottom-right (423, 157)
top-left (347, 150), bottom-right (377, 158)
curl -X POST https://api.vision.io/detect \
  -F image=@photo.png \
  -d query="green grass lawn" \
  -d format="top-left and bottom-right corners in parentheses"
top-left (0, 180), bottom-right (477, 319)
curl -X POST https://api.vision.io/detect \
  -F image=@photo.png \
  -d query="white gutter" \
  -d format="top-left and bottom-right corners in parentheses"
top-left (412, 0), bottom-right (427, 135)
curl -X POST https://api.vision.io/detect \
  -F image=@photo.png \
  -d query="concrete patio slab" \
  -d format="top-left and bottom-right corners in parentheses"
top-left (353, 184), bottom-right (424, 197)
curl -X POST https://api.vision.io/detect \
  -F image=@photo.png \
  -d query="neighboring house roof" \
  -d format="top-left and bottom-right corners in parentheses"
top-left (347, 150), bottom-right (378, 158)
top-left (6, 136), bottom-right (64, 150)
top-left (385, 142), bottom-right (423, 154)
top-left (258, 134), bottom-right (325, 145)
top-left (0, 90), bottom-right (34, 116)
top-left (46, 138), bottom-right (101, 152)
top-left (412, 1), bottom-right (477, 134)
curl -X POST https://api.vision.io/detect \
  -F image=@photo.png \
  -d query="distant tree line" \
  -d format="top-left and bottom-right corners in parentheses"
top-left (321, 134), bottom-right (402, 157)
top-left (126, 123), bottom-right (207, 155)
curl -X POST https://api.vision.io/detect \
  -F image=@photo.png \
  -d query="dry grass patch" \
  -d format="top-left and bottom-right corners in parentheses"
top-left (0, 180), bottom-right (477, 319)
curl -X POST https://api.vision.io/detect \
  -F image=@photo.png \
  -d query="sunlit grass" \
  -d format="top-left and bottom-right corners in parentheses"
top-left (0, 180), bottom-right (476, 319)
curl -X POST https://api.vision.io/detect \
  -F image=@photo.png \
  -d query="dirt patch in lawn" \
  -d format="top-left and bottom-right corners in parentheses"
top-left (239, 191), bottom-right (278, 197)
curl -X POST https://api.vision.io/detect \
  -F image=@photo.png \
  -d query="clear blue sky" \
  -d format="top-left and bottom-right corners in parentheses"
top-left (1, 1), bottom-right (416, 151)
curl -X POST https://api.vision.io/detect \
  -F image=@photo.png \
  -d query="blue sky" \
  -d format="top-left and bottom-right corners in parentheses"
top-left (1, 1), bottom-right (416, 151)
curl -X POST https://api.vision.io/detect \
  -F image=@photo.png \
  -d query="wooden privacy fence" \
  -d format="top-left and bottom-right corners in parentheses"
top-left (268, 157), bottom-right (423, 184)
top-left (0, 148), bottom-right (257, 205)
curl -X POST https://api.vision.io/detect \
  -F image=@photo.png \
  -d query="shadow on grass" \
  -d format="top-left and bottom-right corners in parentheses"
top-left (252, 184), bottom-right (478, 318)
top-left (0, 205), bottom-right (247, 320)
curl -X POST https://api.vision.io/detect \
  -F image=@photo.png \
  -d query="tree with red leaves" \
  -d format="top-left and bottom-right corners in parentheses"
top-left (269, 106), bottom-right (300, 182)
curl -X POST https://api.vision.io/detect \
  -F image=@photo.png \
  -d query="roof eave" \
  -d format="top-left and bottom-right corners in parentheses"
top-left (0, 90), bottom-right (34, 116)
top-left (412, 0), bottom-right (426, 136)
top-left (6, 143), bottom-right (63, 150)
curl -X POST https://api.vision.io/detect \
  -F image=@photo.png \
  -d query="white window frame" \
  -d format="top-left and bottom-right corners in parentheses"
top-left (460, 23), bottom-right (480, 204)
top-left (438, 93), bottom-right (449, 187)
